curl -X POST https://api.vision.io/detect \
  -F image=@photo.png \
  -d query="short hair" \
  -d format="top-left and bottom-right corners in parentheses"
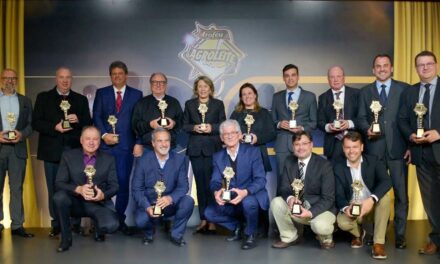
top-left (415, 50), bottom-right (437, 66)
top-left (327, 65), bottom-right (345, 77)
top-left (1, 68), bottom-right (17, 77)
top-left (193, 75), bottom-right (215, 97)
top-left (81, 125), bottom-right (101, 137)
top-left (151, 127), bottom-right (170, 141)
top-left (234, 82), bottom-right (261, 113)
top-left (219, 119), bottom-right (242, 135)
top-left (55, 67), bottom-right (72, 76)
top-left (149, 72), bottom-right (168, 83)
top-left (342, 131), bottom-right (363, 145)
top-left (372, 54), bottom-right (393, 68)
top-left (292, 131), bottom-right (312, 142)
top-left (109, 61), bottom-right (128, 75)
top-left (282, 64), bottom-right (299, 75)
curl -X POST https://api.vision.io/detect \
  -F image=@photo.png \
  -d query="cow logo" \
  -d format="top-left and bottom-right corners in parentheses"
top-left (179, 22), bottom-right (246, 83)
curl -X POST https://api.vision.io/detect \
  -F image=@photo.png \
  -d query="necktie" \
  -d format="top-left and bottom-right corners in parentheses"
top-left (379, 84), bottom-right (387, 105)
top-left (287, 91), bottom-right (294, 115)
top-left (335, 91), bottom-right (342, 100)
top-left (116, 91), bottom-right (122, 113)
top-left (423, 83), bottom-right (431, 128)
top-left (298, 162), bottom-right (305, 180)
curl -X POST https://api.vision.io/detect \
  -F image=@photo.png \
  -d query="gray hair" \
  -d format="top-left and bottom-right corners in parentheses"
top-left (219, 119), bottom-right (241, 135)
top-left (151, 127), bottom-right (170, 141)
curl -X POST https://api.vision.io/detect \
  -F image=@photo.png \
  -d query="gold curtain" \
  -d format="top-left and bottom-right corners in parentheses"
top-left (394, 2), bottom-right (440, 220)
top-left (1, 0), bottom-right (40, 228)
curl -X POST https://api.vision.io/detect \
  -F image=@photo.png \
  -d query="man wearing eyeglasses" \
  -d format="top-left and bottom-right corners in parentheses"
top-left (0, 69), bottom-right (34, 238)
top-left (399, 50), bottom-right (440, 255)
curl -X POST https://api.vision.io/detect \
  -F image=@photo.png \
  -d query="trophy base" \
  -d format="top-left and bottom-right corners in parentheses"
top-left (371, 123), bottom-right (381, 134)
top-left (222, 191), bottom-right (231, 202)
top-left (291, 203), bottom-right (302, 215)
top-left (244, 134), bottom-right (253, 143)
top-left (416, 128), bottom-right (425, 138)
top-left (153, 205), bottom-right (162, 216)
top-left (200, 123), bottom-right (207, 131)
top-left (289, 120), bottom-right (297, 129)
top-left (159, 118), bottom-right (170, 127)
top-left (113, 135), bottom-right (119, 144)
top-left (351, 204), bottom-right (361, 217)
top-left (6, 131), bottom-right (16, 140)
top-left (333, 120), bottom-right (341, 129)
top-left (62, 120), bottom-right (71, 129)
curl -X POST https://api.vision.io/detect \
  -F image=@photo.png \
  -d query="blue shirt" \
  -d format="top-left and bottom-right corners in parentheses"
top-left (375, 79), bottom-right (392, 97)
top-left (0, 91), bottom-right (20, 130)
top-left (285, 86), bottom-right (301, 106)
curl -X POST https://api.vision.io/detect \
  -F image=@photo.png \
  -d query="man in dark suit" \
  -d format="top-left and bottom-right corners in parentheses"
top-left (357, 54), bottom-right (410, 248)
top-left (335, 131), bottom-right (392, 259)
top-left (53, 126), bottom-right (119, 252)
top-left (33, 67), bottom-right (92, 236)
top-left (0, 68), bottom-right (34, 238)
top-left (132, 128), bottom-right (194, 246)
top-left (399, 50), bottom-right (440, 255)
top-left (318, 66), bottom-right (359, 162)
top-left (205, 119), bottom-right (269, 250)
top-left (93, 61), bottom-right (142, 233)
top-left (271, 64), bottom-right (317, 189)
top-left (132, 72), bottom-right (183, 152)
top-left (271, 131), bottom-right (336, 249)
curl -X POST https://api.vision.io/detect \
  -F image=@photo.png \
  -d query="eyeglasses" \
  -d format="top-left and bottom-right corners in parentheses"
top-left (222, 131), bottom-right (239, 138)
top-left (293, 141), bottom-right (311, 147)
top-left (416, 62), bottom-right (436, 69)
top-left (1, 77), bottom-right (18, 81)
top-left (151, 80), bottom-right (167, 86)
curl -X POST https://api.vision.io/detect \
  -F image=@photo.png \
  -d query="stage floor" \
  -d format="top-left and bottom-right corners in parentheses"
top-left (1, 220), bottom-right (439, 264)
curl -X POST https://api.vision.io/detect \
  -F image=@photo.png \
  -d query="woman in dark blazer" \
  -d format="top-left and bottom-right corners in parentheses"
top-left (183, 76), bottom-right (226, 233)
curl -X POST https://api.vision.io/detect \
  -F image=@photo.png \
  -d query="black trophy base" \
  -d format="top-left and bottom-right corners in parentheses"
top-left (351, 204), bottom-right (361, 217)
top-left (62, 120), bottom-right (71, 129)
top-left (153, 204), bottom-right (163, 216)
top-left (291, 203), bottom-right (302, 215)
top-left (158, 118), bottom-right (170, 127)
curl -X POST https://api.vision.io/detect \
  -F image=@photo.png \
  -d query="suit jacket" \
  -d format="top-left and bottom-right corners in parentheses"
top-left (55, 148), bottom-right (119, 208)
top-left (271, 87), bottom-right (317, 153)
top-left (210, 144), bottom-right (269, 210)
top-left (183, 97), bottom-right (226, 156)
top-left (317, 86), bottom-right (360, 158)
top-left (357, 79), bottom-right (410, 160)
top-left (398, 78), bottom-right (440, 165)
top-left (131, 94), bottom-right (183, 149)
top-left (0, 92), bottom-right (32, 159)
top-left (334, 154), bottom-right (391, 210)
top-left (93, 85), bottom-right (142, 152)
top-left (132, 151), bottom-right (189, 210)
top-left (33, 87), bottom-right (92, 162)
top-left (278, 153), bottom-right (336, 217)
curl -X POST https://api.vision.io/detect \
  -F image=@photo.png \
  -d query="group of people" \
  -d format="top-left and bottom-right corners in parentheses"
top-left (0, 50), bottom-right (439, 260)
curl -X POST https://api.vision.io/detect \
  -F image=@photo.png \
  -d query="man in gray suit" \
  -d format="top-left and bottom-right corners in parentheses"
top-left (271, 64), bottom-right (317, 188)
top-left (357, 54), bottom-right (410, 249)
top-left (0, 68), bottom-right (34, 238)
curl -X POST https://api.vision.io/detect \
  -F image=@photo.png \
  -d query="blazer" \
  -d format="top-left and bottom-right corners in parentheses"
top-left (271, 87), bottom-right (317, 153)
top-left (334, 154), bottom-right (392, 210)
top-left (132, 151), bottom-right (189, 210)
top-left (357, 79), bottom-right (410, 160)
top-left (210, 144), bottom-right (269, 210)
top-left (0, 92), bottom-right (32, 159)
top-left (183, 97), bottom-right (226, 157)
top-left (33, 87), bottom-right (92, 162)
top-left (93, 85), bottom-right (142, 152)
top-left (317, 86), bottom-right (360, 158)
top-left (398, 78), bottom-right (440, 165)
top-left (278, 153), bottom-right (336, 217)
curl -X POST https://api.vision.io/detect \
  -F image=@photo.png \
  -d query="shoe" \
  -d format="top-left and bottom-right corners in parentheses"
top-left (351, 229), bottom-right (365, 249)
top-left (119, 222), bottom-right (134, 236)
top-left (272, 237), bottom-right (301, 249)
top-left (94, 231), bottom-right (105, 242)
top-left (170, 236), bottom-right (186, 247)
top-left (49, 227), bottom-right (60, 238)
top-left (11, 227), bottom-right (35, 238)
top-left (226, 227), bottom-right (242, 242)
top-left (395, 237), bottom-right (407, 249)
top-left (418, 242), bottom-right (438, 255)
top-left (372, 243), bottom-right (387, 259)
top-left (56, 238), bottom-right (72, 253)
top-left (241, 234), bottom-right (257, 250)
top-left (320, 241), bottom-right (335, 249)
top-left (142, 235), bottom-right (153, 245)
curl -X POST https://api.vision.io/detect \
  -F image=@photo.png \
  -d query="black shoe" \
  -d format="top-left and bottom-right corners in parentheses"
top-left (241, 234), bottom-right (257, 250)
top-left (56, 238), bottom-right (72, 253)
top-left (226, 227), bottom-right (242, 242)
top-left (49, 227), bottom-right (60, 238)
top-left (396, 237), bottom-right (407, 249)
top-left (119, 222), bottom-right (134, 236)
top-left (170, 236), bottom-right (186, 247)
top-left (11, 227), bottom-right (34, 238)
top-left (364, 233), bottom-right (373, 246)
top-left (142, 235), bottom-right (153, 245)
top-left (94, 231), bottom-right (105, 242)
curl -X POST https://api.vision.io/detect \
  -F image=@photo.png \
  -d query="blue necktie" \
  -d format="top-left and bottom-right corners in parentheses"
top-left (423, 83), bottom-right (431, 128)
top-left (379, 84), bottom-right (387, 106)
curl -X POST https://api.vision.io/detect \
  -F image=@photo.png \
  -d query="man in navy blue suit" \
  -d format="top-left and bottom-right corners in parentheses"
top-left (205, 119), bottom-right (269, 250)
top-left (132, 128), bottom-right (194, 246)
top-left (93, 61), bottom-right (143, 234)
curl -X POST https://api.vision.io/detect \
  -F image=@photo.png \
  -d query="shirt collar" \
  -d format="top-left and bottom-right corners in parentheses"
top-left (227, 143), bottom-right (240, 159)
top-left (113, 85), bottom-right (126, 94)
top-left (286, 86), bottom-right (299, 93)
top-left (375, 79), bottom-right (392, 89)
top-left (346, 156), bottom-right (363, 169)
top-left (422, 76), bottom-right (438, 87)
top-left (298, 153), bottom-right (312, 167)
top-left (332, 86), bottom-right (345, 95)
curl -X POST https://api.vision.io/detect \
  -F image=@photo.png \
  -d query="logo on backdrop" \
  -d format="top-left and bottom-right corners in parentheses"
top-left (179, 21), bottom-right (246, 83)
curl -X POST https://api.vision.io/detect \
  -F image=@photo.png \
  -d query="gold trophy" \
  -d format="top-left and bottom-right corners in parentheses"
top-left (84, 165), bottom-right (97, 197)
top-left (198, 103), bottom-right (208, 131)
top-left (107, 115), bottom-right (119, 143)
top-left (370, 100), bottom-right (382, 134)
top-left (290, 178), bottom-right (304, 215)
top-left (59, 100), bottom-right (71, 129)
top-left (413, 103), bottom-right (428, 138)
top-left (333, 100), bottom-right (344, 129)
top-left (243, 114), bottom-right (255, 143)
top-left (157, 99), bottom-right (170, 127)
top-left (350, 180), bottom-right (364, 217)
top-left (6, 112), bottom-right (17, 140)
top-left (288, 101), bottom-right (299, 128)
top-left (222, 167), bottom-right (235, 202)
top-left (153, 181), bottom-right (167, 216)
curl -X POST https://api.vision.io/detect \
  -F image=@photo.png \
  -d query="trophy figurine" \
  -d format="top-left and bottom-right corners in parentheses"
top-left (84, 165), bottom-right (97, 197)
top-left (222, 167), bottom-right (235, 202)
top-left (288, 101), bottom-right (299, 128)
top-left (243, 114), bottom-right (255, 143)
top-left (413, 103), bottom-right (428, 138)
top-left (107, 115), bottom-right (119, 143)
top-left (290, 178), bottom-right (304, 215)
top-left (350, 179), bottom-right (364, 217)
top-left (369, 100), bottom-right (382, 134)
top-left (198, 103), bottom-right (208, 131)
top-left (59, 100), bottom-right (72, 129)
top-left (333, 100), bottom-right (344, 129)
top-left (153, 181), bottom-right (167, 216)
top-left (157, 99), bottom-right (170, 127)
top-left (6, 112), bottom-right (17, 140)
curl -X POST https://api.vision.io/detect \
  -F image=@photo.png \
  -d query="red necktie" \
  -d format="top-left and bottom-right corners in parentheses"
top-left (116, 91), bottom-right (122, 113)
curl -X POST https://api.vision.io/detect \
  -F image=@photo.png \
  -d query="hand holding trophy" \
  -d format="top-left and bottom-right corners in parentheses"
top-left (369, 100), bottom-right (382, 134)
top-left (332, 100), bottom-right (344, 129)
top-left (198, 103), bottom-right (208, 131)
top-left (60, 100), bottom-right (72, 129)
top-left (84, 165), bottom-right (97, 197)
top-left (222, 167), bottom-right (235, 202)
top-left (157, 99), bottom-right (170, 127)
top-left (290, 178), bottom-right (304, 215)
top-left (107, 115), bottom-right (119, 143)
top-left (5, 112), bottom-right (17, 140)
top-left (153, 181), bottom-right (167, 216)
top-left (350, 179), bottom-right (364, 217)
top-left (413, 103), bottom-right (428, 138)
top-left (243, 114), bottom-right (255, 143)
top-left (288, 101), bottom-right (299, 129)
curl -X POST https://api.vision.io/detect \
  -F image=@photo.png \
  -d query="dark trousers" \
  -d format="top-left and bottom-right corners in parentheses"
top-left (44, 161), bottom-right (59, 228)
top-left (134, 195), bottom-right (194, 240)
top-left (190, 155), bottom-right (214, 220)
top-left (111, 149), bottom-right (134, 222)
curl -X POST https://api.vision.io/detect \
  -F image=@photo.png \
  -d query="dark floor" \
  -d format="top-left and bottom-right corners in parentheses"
top-left (1, 220), bottom-right (439, 264)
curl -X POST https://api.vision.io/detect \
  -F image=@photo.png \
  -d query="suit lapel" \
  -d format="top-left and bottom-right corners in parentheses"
top-left (343, 165), bottom-right (354, 197)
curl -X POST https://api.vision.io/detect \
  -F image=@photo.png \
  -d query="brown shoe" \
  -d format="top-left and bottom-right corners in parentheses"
top-left (418, 242), bottom-right (438, 255)
top-left (351, 229), bottom-right (365, 249)
top-left (320, 241), bottom-right (335, 249)
top-left (372, 243), bottom-right (387, 259)
top-left (272, 238), bottom-right (301, 249)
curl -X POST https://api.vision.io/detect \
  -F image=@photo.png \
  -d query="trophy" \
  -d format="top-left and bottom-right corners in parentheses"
top-left (5, 112), bottom-right (17, 140)
top-left (369, 100), bottom-right (382, 134)
top-left (413, 103), bottom-right (428, 138)
top-left (350, 180), bottom-right (364, 217)
top-left (198, 103), bottom-right (208, 131)
top-left (333, 100), bottom-right (344, 129)
top-left (59, 100), bottom-right (71, 129)
top-left (222, 167), bottom-right (235, 202)
top-left (288, 101), bottom-right (299, 128)
top-left (153, 181), bottom-right (167, 216)
top-left (290, 178), bottom-right (304, 215)
top-left (243, 114), bottom-right (255, 143)
top-left (157, 99), bottom-right (170, 127)
top-left (107, 115), bottom-right (119, 143)
top-left (84, 165), bottom-right (97, 197)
